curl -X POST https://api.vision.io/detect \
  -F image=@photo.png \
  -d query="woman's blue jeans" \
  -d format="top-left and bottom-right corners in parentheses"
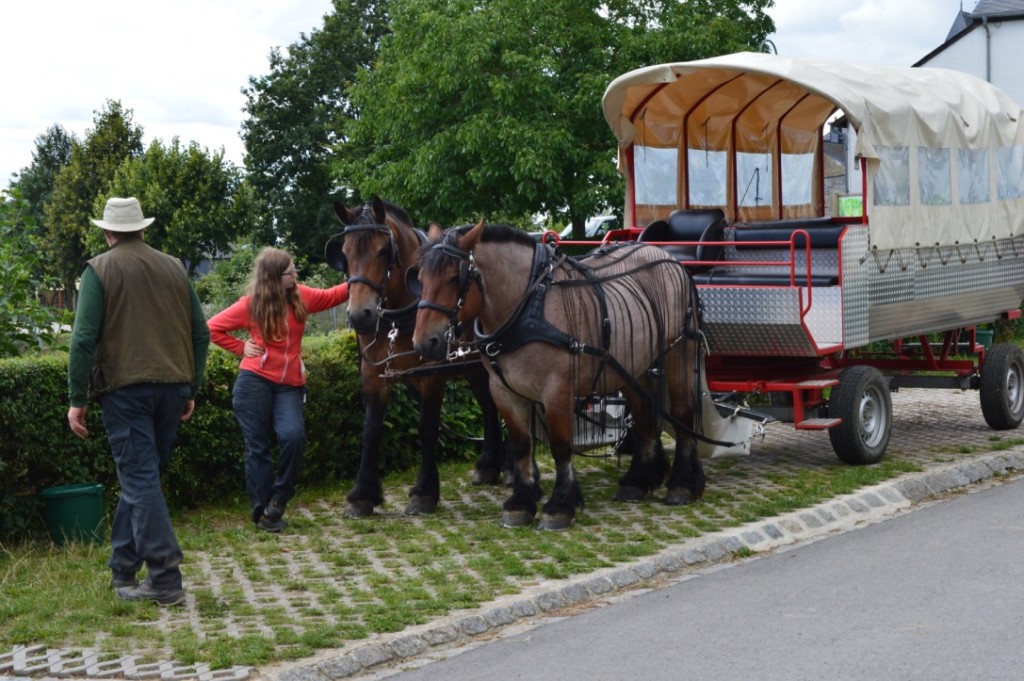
top-left (232, 370), bottom-right (306, 521)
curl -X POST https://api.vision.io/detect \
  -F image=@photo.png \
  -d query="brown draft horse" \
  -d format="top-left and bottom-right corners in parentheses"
top-left (410, 221), bottom-right (705, 529)
top-left (325, 197), bottom-right (506, 517)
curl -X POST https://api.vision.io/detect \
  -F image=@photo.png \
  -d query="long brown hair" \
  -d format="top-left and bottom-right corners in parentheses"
top-left (248, 247), bottom-right (308, 342)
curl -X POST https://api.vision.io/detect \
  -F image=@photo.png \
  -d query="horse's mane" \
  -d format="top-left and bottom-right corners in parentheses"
top-left (373, 199), bottom-right (413, 230)
top-left (479, 223), bottom-right (536, 247)
top-left (419, 222), bottom-right (535, 277)
top-left (344, 199), bottom-right (417, 255)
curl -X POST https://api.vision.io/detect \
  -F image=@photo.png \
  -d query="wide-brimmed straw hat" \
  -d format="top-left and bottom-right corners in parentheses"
top-left (90, 197), bottom-right (155, 232)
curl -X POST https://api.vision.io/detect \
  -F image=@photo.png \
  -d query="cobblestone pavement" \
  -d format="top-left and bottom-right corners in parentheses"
top-left (4, 387), bottom-right (1023, 680)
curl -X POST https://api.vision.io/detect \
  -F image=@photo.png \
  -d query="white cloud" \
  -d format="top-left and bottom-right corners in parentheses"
top-left (767, 0), bottom-right (967, 67)
top-left (1, 0), bottom-right (974, 184)
top-left (0, 0), bottom-right (333, 182)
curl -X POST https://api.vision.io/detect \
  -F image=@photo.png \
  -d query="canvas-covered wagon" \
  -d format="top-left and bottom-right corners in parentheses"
top-left (589, 51), bottom-right (1024, 463)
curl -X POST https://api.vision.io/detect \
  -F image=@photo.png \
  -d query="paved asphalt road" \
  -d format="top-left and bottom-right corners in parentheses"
top-left (366, 476), bottom-right (1024, 681)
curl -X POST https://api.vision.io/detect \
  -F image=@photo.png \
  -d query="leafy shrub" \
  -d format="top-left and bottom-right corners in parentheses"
top-left (0, 190), bottom-right (71, 357)
top-left (0, 330), bottom-right (487, 543)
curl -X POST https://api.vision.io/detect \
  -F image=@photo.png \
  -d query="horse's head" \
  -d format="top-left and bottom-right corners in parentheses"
top-left (325, 196), bottom-right (421, 335)
top-left (409, 220), bottom-right (486, 360)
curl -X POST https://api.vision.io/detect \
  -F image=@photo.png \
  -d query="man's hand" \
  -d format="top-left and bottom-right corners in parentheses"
top-left (68, 406), bottom-right (89, 439)
top-left (181, 399), bottom-right (195, 422)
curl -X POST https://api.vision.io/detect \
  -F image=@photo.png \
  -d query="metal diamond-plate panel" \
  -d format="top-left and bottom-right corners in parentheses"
top-left (840, 225), bottom-right (870, 349)
top-left (804, 287), bottom-right (843, 348)
top-left (864, 236), bottom-right (1024, 342)
top-left (701, 287), bottom-right (819, 356)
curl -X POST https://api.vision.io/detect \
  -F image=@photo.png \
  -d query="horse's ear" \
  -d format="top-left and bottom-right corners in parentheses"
top-left (427, 222), bottom-right (445, 241)
top-left (461, 219), bottom-right (486, 250)
top-left (371, 196), bottom-right (386, 223)
top-left (333, 201), bottom-right (355, 225)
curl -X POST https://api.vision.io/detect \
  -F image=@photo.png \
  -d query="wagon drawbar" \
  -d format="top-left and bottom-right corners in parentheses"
top-left (581, 52), bottom-right (1024, 464)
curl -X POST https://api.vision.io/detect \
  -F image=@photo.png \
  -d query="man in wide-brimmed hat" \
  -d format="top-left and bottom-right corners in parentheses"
top-left (67, 197), bottom-right (210, 607)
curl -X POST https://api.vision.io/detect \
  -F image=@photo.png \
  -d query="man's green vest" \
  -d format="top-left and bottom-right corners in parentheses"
top-left (88, 238), bottom-right (195, 396)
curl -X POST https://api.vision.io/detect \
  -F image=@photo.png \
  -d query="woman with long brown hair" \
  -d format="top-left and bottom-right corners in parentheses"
top-left (208, 247), bottom-right (348, 532)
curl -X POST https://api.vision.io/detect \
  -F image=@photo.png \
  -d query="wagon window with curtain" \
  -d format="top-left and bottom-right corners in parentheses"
top-left (995, 145), bottom-right (1024, 200)
top-left (736, 152), bottom-right (772, 208)
top-left (873, 145), bottom-right (910, 206)
top-left (918, 147), bottom-right (951, 206)
top-left (687, 148), bottom-right (727, 206)
top-left (781, 153), bottom-right (814, 206)
top-left (958, 148), bottom-right (990, 204)
top-left (634, 145), bottom-right (679, 207)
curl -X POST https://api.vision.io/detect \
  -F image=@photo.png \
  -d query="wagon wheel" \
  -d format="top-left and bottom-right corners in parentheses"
top-left (980, 343), bottom-right (1024, 430)
top-left (828, 365), bottom-right (892, 465)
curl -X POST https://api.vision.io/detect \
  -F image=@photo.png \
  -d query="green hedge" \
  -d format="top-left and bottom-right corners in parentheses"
top-left (0, 330), bottom-right (485, 544)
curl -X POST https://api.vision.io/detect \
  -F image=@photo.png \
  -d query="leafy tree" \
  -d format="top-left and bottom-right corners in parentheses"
top-left (0, 190), bottom-right (70, 357)
top-left (11, 125), bottom-right (76, 241)
top-left (90, 138), bottom-right (260, 277)
top-left (241, 0), bottom-right (391, 262)
top-left (42, 101), bottom-right (144, 307)
top-left (193, 245), bottom-right (258, 314)
top-left (342, 0), bottom-right (774, 234)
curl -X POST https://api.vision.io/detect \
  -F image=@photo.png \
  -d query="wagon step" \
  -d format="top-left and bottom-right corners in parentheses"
top-left (785, 379), bottom-right (839, 389)
top-left (795, 417), bottom-right (842, 430)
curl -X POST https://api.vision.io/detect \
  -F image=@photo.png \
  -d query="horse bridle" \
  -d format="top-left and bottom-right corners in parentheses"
top-left (413, 234), bottom-right (561, 359)
top-left (325, 209), bottom-right (426, 366)
top-left (412, 239), bottom-right (483, 347)
top-left (327, 221), bottom-right (402, 300)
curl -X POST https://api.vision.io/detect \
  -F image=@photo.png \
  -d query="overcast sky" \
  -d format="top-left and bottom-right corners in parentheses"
top-left (0, 0), bottom-right (971, 186)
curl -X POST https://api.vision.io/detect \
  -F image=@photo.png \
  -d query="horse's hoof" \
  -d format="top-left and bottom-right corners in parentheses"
top-left (500, 510), bottom-right (535, 528)
top-left (664, 488), bottom-right (698, 506)
top-left (343, 500), bottom-right (375, 518)
top-left (537, 514), bottom-right (574, 531)
top-left (405, 496), bottom-right (438, 515)
top-left (472, 468), bottom-right (500, 486)
top-left (613, 486), bottom-right (648, 503)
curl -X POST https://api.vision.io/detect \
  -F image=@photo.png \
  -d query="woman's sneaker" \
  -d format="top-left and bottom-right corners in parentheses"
top-left (264, 499), bottom-right (286, 520)
top-left (257, 499), bottom-right (288, 532)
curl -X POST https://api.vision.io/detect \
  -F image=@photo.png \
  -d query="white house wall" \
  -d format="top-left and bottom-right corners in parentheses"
top-left (920, 20), bottom-right (1024, 106)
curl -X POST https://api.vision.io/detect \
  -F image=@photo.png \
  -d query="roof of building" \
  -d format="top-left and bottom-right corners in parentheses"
top-left (947, 0), bottom-right (1024, 40)
top-left (919, 0), bottom-right (1024, 65)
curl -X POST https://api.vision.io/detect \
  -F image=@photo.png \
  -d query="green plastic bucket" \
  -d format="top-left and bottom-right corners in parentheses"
top-left (977, 327), bottom-right (994, 349)
top-left (39, 483), bottom-right (105, 546)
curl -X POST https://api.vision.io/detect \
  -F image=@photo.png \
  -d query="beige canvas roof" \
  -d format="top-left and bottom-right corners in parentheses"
top-left (603, 52), bottom-right (1024, 251)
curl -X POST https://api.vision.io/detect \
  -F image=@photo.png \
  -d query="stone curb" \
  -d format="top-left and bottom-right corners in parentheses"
top-left (269, 450), bottom-right (1024, 680)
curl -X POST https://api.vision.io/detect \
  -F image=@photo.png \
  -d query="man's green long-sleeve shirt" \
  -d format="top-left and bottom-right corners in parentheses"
top-left (68, 264), bottom-right (210, 407)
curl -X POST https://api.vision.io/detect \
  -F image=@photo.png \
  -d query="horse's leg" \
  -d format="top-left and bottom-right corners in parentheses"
top-left (664, 344), bottom-right (705, 505)
top-left (344, 377), bottom-right (391, 518)
top-left (498, 398), bottom-right (543, 528)
top-left (612, 385), bottom-right (669, 502)
top-left (467, 369), bottom-right (509, 486)
top-left (405, 378), bottom-right (444, 515)
top-left (537, 408), bottom-right (584, 530)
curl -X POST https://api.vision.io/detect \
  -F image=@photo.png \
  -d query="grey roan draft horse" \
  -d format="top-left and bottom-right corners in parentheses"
top-left (410, 221), bottom-right (705, 530)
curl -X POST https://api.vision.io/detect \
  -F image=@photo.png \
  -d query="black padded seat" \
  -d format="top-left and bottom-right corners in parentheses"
top-left (733, 218), bottom-right (845, 249)
top-left (639, 209), bottom-right (727, 270)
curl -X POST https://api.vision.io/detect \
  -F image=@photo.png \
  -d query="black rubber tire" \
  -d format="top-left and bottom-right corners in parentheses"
top-left (980, 343), bottom-right (1024, 430)
top-left (828, 365), bottom-right (892, 465)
